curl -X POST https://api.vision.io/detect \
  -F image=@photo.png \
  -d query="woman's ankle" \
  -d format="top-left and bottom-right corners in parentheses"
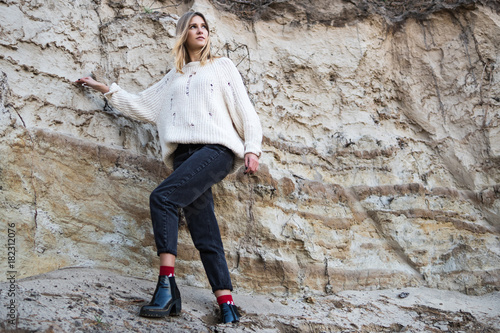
top-left (216, 294), bottom-right (234, 305)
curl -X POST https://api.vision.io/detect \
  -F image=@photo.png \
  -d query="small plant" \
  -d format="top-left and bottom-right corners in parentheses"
top-left (94, 314), bottom-right (111, 329)
top-left (140, 0), bottom-right (155, 13)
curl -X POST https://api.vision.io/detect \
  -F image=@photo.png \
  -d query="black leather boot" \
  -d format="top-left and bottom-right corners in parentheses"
top-left (219, 302), bottom-right (240, 323)
top-left (139, 275), bottom-right (181, 318)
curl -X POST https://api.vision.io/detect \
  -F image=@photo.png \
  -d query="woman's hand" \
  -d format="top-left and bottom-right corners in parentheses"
top-left (75, 77), bottom-right (110, 94)
top-left (244, 153), bottom-right (259, 175)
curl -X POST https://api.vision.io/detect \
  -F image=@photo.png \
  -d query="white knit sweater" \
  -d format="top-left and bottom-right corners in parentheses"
top-left (105, 57), bottom-right (262, 172)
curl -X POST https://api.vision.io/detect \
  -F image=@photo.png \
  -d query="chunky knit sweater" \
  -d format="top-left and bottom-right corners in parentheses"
top-left (105, 57), bottom-right (262, 172)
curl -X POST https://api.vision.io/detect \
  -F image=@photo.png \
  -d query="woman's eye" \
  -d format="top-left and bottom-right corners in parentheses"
top-left (189, 24), bottom-right (207, 30)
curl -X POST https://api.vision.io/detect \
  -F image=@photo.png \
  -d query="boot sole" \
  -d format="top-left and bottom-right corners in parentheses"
top-left (139, 310), bottom-right (181, 318)
top-left (139, 300), bottom-right (182, 318)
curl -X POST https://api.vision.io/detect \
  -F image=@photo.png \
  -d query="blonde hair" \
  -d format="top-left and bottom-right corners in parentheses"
top-left (173, 12), bottom-right (213, 73)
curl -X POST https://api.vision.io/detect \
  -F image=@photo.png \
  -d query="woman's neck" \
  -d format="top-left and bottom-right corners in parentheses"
top-left (188, 50), bottom-right (201, 62)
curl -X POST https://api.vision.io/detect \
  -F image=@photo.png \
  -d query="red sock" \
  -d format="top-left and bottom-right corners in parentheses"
top-left (217, 294), bottom-right (234, 305)
top-left (159, 266), bottom-right (175, 277)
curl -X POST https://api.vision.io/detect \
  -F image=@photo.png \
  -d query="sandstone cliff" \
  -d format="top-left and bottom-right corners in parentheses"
top-left (1, 0), bottom-right (499, 302)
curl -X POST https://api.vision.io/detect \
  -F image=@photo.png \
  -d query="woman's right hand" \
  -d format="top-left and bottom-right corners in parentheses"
top-left (75, 77), bottom-right (110, 94)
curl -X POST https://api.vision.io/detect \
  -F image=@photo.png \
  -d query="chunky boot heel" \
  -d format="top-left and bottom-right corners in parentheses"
top-left (140, 275), bottom-right (181, 318)
top-left (219, 302), bottom-right (240, 323)
top-left (169, 298), bottom-right (182, 316)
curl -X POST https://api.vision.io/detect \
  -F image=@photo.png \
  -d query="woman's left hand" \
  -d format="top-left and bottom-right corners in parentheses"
top-left (244, 153), bottom-right (259, 174)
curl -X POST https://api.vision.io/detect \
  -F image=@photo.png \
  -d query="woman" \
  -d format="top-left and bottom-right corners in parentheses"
top-left (76, 11), bottom-right (262, 324)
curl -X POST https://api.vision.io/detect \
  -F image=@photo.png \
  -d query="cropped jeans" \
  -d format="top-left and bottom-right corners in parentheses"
top-left (150, 144), bottom-right (234, 292)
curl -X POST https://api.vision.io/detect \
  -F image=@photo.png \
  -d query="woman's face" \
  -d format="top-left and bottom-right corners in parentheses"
top-left (185, 15), bottom-right (208, 52)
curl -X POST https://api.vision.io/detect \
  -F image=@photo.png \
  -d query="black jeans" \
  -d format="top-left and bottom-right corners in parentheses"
top-left (150, 144), bottom-right (234, 292)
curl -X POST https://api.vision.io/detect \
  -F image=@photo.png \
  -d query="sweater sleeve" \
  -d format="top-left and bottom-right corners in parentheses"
top-left (219, 58), bottom-right (263, 156)
top-left (104, 71), bottom-right (173, 124)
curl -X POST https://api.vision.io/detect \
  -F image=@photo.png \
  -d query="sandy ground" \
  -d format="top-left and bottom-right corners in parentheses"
top-left (0, 267), bottom-right (498, 332)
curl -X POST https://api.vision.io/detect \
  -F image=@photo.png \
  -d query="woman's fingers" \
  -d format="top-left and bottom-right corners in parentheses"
top-left (75, 77), bottom-right (88, 83)
top-left (244, 153), bottom-right (259, 174)
top-left (76, 77), bottom-right (94, 85)
top-left (76, 77), bottom-right (90, 87)
top-left (75, 77), bottom-right (109, 93)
